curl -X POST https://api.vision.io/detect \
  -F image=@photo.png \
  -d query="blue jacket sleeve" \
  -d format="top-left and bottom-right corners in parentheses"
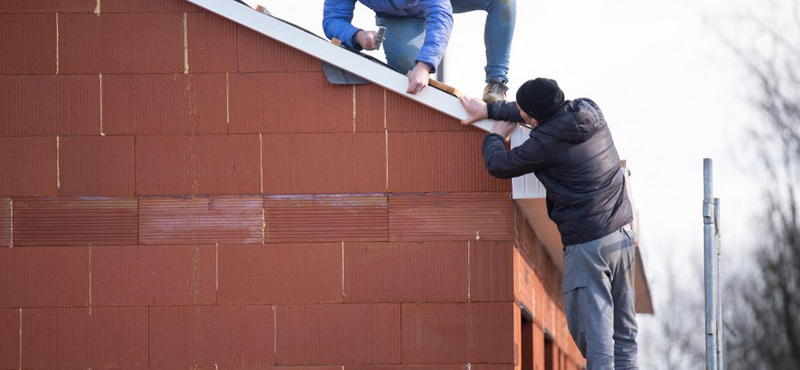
top-left (416, 0), bottom-right (454, 72)
top-left (323, 0), bottom-right (363, 51)
top-left (483, 133), bottom-right (549, 178)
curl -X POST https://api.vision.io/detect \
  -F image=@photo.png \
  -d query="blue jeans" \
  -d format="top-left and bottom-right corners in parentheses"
top-left (562, 228), bottom-right (639, 370)
top-left (377, 0), bottom-right (516, 83)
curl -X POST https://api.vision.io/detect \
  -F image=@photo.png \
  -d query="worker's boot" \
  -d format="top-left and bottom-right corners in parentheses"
top-left (482, 79), bottom-right (509, 103)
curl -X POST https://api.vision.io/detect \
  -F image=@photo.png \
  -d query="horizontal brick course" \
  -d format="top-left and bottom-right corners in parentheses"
top-left (0, 0), bottom-right (95, 13)
top-left (59, 13), bottom-right (184, 74)
top-left (103, 74), bottom-right (227, 135)
top-left (0, 247), bottom-right (89, 308)
top-left (150, 305), bottom-right (274, 367)
top-left (344, 242), bottom-right (468, 303)
top-left (135, 135), bottom-right (261, 196)
top-left (101, 0), bottom-right (202, 13)
top-left (139, 196), bottom-right (263, 245)
top-left (13, 198), bottom-right (138, 246)
top-left (276, 304), bottom-right (401, 365)
top-left (92, 244), bottom-right (216, 306)
top-left (0, 137), bottom-right (57, 198)
top-left (219, 243), bottom-right (342, 304)
top-left (264, 194), bottom-right (388, 243)
top-left (0, 75), bottom-right (100, 136)
top-left (22, 307), bottom-right (148, 369)
top-left (59, 136), bottom-right (135, 197)
top-left (0, 14), bottom-right (55, 74)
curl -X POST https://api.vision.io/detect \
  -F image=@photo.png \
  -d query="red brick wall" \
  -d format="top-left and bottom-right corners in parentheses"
top-left (0, 0), bottom-right (580, 369)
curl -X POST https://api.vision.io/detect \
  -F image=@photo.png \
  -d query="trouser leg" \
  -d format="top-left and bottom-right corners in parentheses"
top-left (611, 229), bottom-right (639, 370)
top-left (450, 0), bottom-right (515, 83)
top-left (376, 16), bottom-right (426, 74)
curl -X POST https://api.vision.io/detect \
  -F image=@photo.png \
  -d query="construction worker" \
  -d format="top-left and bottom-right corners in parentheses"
top-left (460, 78), bottom-right (638, 370)
top-left (322, 0), bottom-right (515, 102)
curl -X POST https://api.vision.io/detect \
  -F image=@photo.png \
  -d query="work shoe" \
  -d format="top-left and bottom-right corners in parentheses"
top-left (483, 79), bottom-right (509, 103)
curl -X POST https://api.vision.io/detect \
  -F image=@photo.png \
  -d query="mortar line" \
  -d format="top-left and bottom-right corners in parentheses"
top-left (99, 74), bottom-right (104, 136)
top-left (55, 13), bottom-right (59, 74)
top-left (9, 199), bottom-right (13, 248)
top-left (384, 130), bottom-right (389, 191)
top-left (215, 243), bottom-right (219, 303)
top-left (88, 245), bottom-right (93, 315)
top-left (56, 136), bottom-right (61, 191)
top-left (94, 0), bottom-right (100, 15)
top-left (183, 13), bottom-right (189, 74)
top-left (467, 241), bottom-right (471, 302)
top-left (383, 89), bottom-right (386, 130)
top-left (259, 133), bottom-right (264, 194)
top-left (341, 241), bottom-right (345, 297)
top-left (272, 305), bottom-right (277, 356)
top-left (352, 86), bottom-right (356, 133)
top-left (18, 308), bottom-right (21, 370)
top-left (225, 73), bottom-right (230, 128)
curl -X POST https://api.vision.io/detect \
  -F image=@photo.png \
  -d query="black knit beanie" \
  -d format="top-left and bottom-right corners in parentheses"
top-left (516, 78), bottom-right (565, 122)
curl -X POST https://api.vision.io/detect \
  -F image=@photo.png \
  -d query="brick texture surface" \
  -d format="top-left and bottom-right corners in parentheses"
top-left (262, 133), bottom-right (385, 194)
top-left (388, 193), bottom-right (514, 241)
top-left (385, 91), bottom-right (468, 132)
top-left (355, 83), bottom-right (386, 132)
top-left (275, 304), bottom-right (401, 365)
top-left (264, 194), bottom-right (388, 242)
top-left (92, 244), bottom-right (216, 306)
top-left (188, 12), bottom-right (238, 73)
top-left (218, 243), bottom-right (341, 304)
top-left (401, 302), bottom-right (514, 364)
top-left (139, 196), bottom-right (263, 245)
top-left (149, 305), bottom-right (274, 367)
top-left (388, 131), bottom-right (510, 192)
top-left (101, 0), bottom-right (202, 13)
top-left (0, 137), bottom-right (57, 197)
top-left (0, 75), bottom-right (100, 136)
top-left (470, 241), bottom-right (514, 302)
top-left (59, 136), bottom-right (135, 197)
top-left (0, 247), bottom-right (89, 308)
top-left (344, 242), bottom-right (468, 303)
top-left (103, 74), bottom-right (227, 135)
top-left (59, 13), bottom-right (183, 74)
top-left (0, 199), bottom-right (9, 247)
top-left (22, 307), bottom-right (148, 369)
top-left (0, 309), bottom-right (18, 370)
top-left (136, 135), bottom-right (261, 196)
top-left (0, 14), bottom-right (55, 74)
top-left (13, 198), bottom-right (138, 246)
top-left (0, 0), bottom-right (95, 13)
top-left (237, 26), bottom-right (320, 72)
top-left (229, 73), bottom-right (351, 133)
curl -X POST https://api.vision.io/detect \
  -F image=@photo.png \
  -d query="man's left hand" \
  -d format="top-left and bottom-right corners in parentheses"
top-left (490, 120), bottom-right (517, 141)
top-left (406, 62), bottom-right (431, 94)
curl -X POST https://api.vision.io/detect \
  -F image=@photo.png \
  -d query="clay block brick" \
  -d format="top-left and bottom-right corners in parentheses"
top-left (218, 243), bottom-right (341, 304)
top-left (401, 302), bottom-right (514, 364)
top-left (104, 74), bottom-right (227, 134)
top-left (229, 73), bottom-right (351, 133)
top-left (275, 304), bottom-right (400, 365)
top-left (92, 244), bottom-right (216, 306)
top-left (348, 366), bottom-right (463, 370)
top-left (355, 83), bottom-right (386, 132)
top-left (22, 307), bottom-right (148, 368)
top-left (150, 305), bottom-right (274, 366)
top-left (388, 193), bottom-right (514, 241)
top-left (264, 194), bottom-right (388, 242)
top-left (135, 135), bottom-right (261, 195)
top-left (139, 196), bottom-right (263, 245)
top-left (0, 0), bottom-right (95, 13)
top-left (59, 136), bottom-right (135, 197)
top-left (13, 198), bottom-right (138, 246)
top-left (262, 133), bottom-right (385, 194)
top-left (0, 14), bottom-right (55, 74)
top-left (0, 75), bottom-right (100, 136)
top-left (0, 199), bottom-right (9, 247)
top-left (0, 247), bottom-right (89, 307)
top-left (237, 26), bottom-right (319, 73)
top-left (385, 91), bottom-right (468, 132)
top-left (0, 309), bottom-right (18, 369)
top-left (59, 13), bottom-right (183, 74)
top-left (187, 12), bottom-right (238, 72)
top-left (344, 242), bottom-right (468, 303)
top-left (102, 0), bottom-right (202, 12)
top-left (388, 131), bottom-right (510, 192)
top-left (470, 241), bottom-right (514, 302)
top-left (513, 248), bottom-right (536, 314)
top-left (0, 137), bottom-right (57, 197)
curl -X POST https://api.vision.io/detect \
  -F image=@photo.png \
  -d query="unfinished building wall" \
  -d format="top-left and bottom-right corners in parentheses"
top-left (1, 0), bottom-right (583, 369)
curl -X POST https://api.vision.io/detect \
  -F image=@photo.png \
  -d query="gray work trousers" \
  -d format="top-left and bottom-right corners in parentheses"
top-left (562, 227), bottom-right (639, 370)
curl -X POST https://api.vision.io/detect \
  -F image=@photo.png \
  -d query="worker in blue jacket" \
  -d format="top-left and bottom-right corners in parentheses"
top-left (323, 0), bottom-right (515, 102)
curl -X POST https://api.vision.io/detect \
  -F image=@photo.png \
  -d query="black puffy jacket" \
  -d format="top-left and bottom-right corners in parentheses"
top-left (483, 98), bottom-right (632, 246)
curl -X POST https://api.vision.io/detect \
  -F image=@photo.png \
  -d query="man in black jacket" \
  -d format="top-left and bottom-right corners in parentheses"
top-left (460, 78), bottom-right (638, 370)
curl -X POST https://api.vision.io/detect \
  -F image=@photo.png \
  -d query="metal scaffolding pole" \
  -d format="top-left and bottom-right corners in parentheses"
top-left (703, 159), bottom-right (717, 370)
top-left (715, 197), bottom-right (724, 370)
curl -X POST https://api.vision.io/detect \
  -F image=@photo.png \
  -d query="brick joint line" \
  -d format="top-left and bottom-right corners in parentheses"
top-left (467, 241), bottom-right (471, 302)
top-left (352, 86), bottom-right (356, 133)
top-left (341, 241), bottom-right (345, 297)
top-left (215, 243), bottom-right (219, 303)
top-left (384, 130), bottom-right (389, 191)
top-left (183, 13), bottom-right (189, 74)
top-left (55, 13), bottom-right (59, 74)
top-left (18, 308), bottom-right (21, 370)
top-left (225, 73), bottom-right (230, 127)
top-left (88, 245), bottom-right (93, 315)
top-left (99, 74), bottom-right (104, 136)
top-left (9, 199), bottom-right (13, 248)
top-left (56, 136), bottom-right (61, 190)
top-left (94, 0), bottom-right (100, 15)
top-left (272, 305), bottom-right (277, 357)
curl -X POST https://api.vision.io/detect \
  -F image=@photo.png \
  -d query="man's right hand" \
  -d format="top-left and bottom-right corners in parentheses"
top-left (354, 30), bottom-right (382, 50)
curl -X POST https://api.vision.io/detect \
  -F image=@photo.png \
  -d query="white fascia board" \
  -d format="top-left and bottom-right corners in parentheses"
top-left (186, 0), bottom-right (494, 131)
top-left (510, 127), bottom-right (546, 199)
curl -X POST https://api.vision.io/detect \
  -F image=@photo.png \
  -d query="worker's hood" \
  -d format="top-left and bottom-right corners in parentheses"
top-left (536, 98), bottom-right (605, 144)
